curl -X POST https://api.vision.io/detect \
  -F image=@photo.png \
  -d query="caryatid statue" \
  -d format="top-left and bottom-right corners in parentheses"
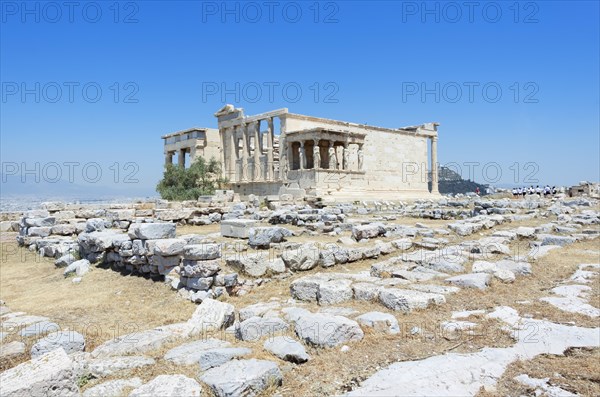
top-left (357, 146), bottom-right (364, 171)
top-left (328, 145), bottom-right (337, 169)
top-left (299, 143), bottom-right (306, 170)
top-left (342, 145), bottom-right (350, 170)
top-left (313, 140), bottom-right (321, 169)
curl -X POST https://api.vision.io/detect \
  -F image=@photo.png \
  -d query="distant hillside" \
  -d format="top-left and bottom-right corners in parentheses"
top-left (429, 166), bottom-right (489, 195)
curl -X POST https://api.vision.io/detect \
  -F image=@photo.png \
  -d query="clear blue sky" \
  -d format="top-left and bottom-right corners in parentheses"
top-left (1, 1), bottom-right (598, 197)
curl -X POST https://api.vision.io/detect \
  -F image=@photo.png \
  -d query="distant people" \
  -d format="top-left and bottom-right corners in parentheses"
top-left (535, 185), bottom-right (542, 196)
top-left (544, 185), bottom-right (551, 196)
top-left (512, 188), bottom-right (517, 198)
top-left (475, 187), bottom-right (480, 195)
top-left (522, 188), bottom-right (527, 198)
top-left (552, 186), bottom-right (557, 195)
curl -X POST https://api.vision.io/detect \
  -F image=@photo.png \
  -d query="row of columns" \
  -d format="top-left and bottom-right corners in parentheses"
top-left (290, 140), bottom-right (364, 172)
top-left (222, 117), bottom-right (277, 183)
top-left (165, 148), bottom-right (189, 168)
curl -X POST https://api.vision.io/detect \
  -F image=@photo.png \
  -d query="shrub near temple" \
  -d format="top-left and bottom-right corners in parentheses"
top-left (156, 157), bottom-right (227, 201)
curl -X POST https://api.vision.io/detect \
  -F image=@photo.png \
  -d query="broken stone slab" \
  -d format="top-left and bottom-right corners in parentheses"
top-left (0, 341), bottom-right (26, 359)
top-left (248, 226), bottom-right (293, 248)
top-left (31, 331), bottom-right (85, 358)
top-left (91, 329), bottom-right (178, 358)
top-left (183, 243), bottom-right (221, 260)
top-left (515, 226), bottom-right (536, 238)
top-left (2, 314), bottom-right (49, 329)
top-left (127, 223), bottom-right (176, 240)
top-left (129, 374), bottom-right (202, 397)
top-left (55, 253), bottom-right (77, 268)
top-left (445, 273), bottom-right (492, 290)
top-left (239, 301), bottom-right (282, 322)
top-left (281, 242), bottom-right (320, 271)
top-left (63, 259), bottom-right (91, 277)
top-left (538, 234), bottom-right (577, 246)
top-left (187, 298), bottom-right (235, 335)
top-left (448, 222), bottom-right (482, 236)
top-left (234, 316), bottom-right (289, 341)
top-left (352, 222), bottom-right (386, 241)
top-left (283, 308), bottom-right (364, 348)
top-left (82, 377), bottom-right (143, 397)
top-left (352, 282), bottom-right (383, 301)
top-left (226, 252), bottom-right (284, 277)
top-left (200, 359), bottom-right (282, 397)
top-left (164, 338), bottom-right (231, 365)
top-left (86, 356), bottom-right (156, 377)
top-left (356, 312), bottom-right (400, 334)
top-left (19, 320), bottom-right (60, 337)
top-left (78, 231), bottom-right (130, 253)
top-left (408, 284), bottom-right (461, 295)
top-left (378, 288), bottom-right (446, 313)
top-left (317, 279), bottom-right (354, 305)
top-left (263, 336), bottom-right (309, 364)
top-left (180, 259), bottom-right (221, 278)
top-left (197, 347), bottom-right (253, 370)
top-left (0, 348), bottom-right (79, 397)
top-left (472, 260), bottom-right (531, 276)
top-left (153, 238), bottom-right (187, 256)
top-left (221, 219), bottom-right (259, 239)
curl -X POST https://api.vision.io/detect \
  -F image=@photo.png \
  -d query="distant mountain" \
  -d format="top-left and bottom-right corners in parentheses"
top-left (429, 166), bottom-right (489, 195)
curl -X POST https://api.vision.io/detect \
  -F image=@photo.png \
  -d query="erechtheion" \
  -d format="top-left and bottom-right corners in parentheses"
top-left (163, 105), bottom-right (440, 201)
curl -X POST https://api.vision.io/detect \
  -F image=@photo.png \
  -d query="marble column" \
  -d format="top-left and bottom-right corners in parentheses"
top-left (267, 118), bottom-right (274, 180)
top-left (357, 144), bottom-right (364, 171)
top-left (253, 121), bottom-right (261, 181)
top-left (299, 141), bottom-right (306, 170)
top-left (431, 136), bottom-right (439, 194)
top-left (241, 123), bottom-right (249, 182)
top-left (165, 151), bottom-right (173, 166)
top-left (178, 148), bottom-right (186, 168)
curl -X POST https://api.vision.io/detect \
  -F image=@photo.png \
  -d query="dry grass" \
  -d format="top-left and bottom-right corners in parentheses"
top-left (481, 347), bottom-right (600, 396)
top-left (0, 211), bottom-right (598, 396)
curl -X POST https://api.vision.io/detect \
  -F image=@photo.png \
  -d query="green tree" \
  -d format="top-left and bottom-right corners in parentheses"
top-left (156, 157), bottom-right (227, 201)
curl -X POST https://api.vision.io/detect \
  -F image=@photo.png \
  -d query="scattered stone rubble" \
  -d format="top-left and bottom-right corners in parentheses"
top-left (1, 194), bottom-right (598, 396)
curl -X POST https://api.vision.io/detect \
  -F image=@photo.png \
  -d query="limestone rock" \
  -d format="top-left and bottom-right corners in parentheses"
top-left (86, 356), bottom-right (155, 377)
top-left (248, 226), bottom-right (293, 248)
top-left (234, 316), bottom-right (289, 341)
top-left (446, 273), bottom-right (491, 290)
top-left (281, 243), bottom-right (320, 271)
top-left (129, 375), bottom-right (202, 397)
top-left (153, 238), bottom-right (187, 256)
top-left (0, 341), bottom-right (26, 359)
top-left (378, 288), bottom-right (446, 312)
top-left (91, 329), bottom-right (177, 358)
top-left (284, 308), bottom-right (364, 348)
top-left (197, 347), bottom-right (253, 370)
top-left (0, 348), bottom-right (79, 397)
top-left (164, 338), bottom-right (231, 365)
top-left (82, 378), bottom-right (143, 397)
top-left (200, 359), bottom-right (282, 397)
top-left (187, 298), bottom-right (235, 335)
top-left (128, 223), bottom-right (176, 240)
top-left (263, 336), bottom-right (309, 363)
top-left (183, 243), bottom-right (221, 260)
top-left (356, 311), bottom-right (400, 334)
top-left (31, 331), bottom-right (86, 358)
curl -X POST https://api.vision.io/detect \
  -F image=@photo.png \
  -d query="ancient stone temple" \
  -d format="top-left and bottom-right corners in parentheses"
top-left (162, 127), bottom-right (221, 168)
top-left (163, 105), bottom-right (440, 201)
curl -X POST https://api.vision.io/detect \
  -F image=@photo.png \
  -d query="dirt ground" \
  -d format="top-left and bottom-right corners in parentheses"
top-left (0, 215), bottom-right (598, 395)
